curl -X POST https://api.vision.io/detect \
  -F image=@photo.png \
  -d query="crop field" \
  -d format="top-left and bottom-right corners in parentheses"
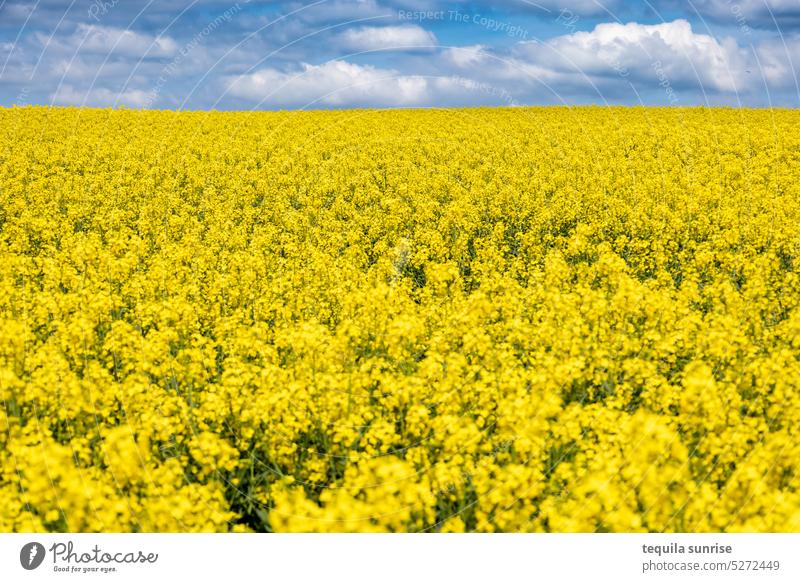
top-left (1, 106), bottom-right (799, 532)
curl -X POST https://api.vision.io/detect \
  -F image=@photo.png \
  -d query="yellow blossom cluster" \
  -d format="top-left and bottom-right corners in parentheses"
top-left (1, 106), bottom-right (800, 532)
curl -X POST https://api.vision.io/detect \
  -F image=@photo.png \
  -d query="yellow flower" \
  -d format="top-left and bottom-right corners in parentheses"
top-left (2, 106), bottom-right (800, 532)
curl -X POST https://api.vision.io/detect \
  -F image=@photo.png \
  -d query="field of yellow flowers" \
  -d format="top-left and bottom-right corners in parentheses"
top-left (1, 106), bottom-right (799, 532)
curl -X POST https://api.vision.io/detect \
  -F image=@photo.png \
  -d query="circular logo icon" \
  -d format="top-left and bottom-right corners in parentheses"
top-left (20, 542), bottom-right (46, 570)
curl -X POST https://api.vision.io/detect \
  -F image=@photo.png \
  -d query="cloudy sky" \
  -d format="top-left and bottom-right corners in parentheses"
top-left (1, 0), bottom-right (799, 109)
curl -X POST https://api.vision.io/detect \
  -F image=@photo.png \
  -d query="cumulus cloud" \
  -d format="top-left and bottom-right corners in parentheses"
top-left (0, 39), bottom-right (34, 83)
top-left (41, 24), bottom-right (179, 59)
top-left (1, 1), bottom-right (799, 109)
top-left (476, 20), bottom-right (751, 96)
top-left (436, 19), bottom-right (797, 104)
top-left (338, 25), bottom-right (437, 51)
top-left (443, 44), bottom-right (491, 68)
top-left (48, 56), bottom-right (148, 82)
top-left (0, 2), bottom-right (36, 21)
top-left (225, 59), bottom-right (525, 108)
top-left (535, 20), bottom-right (749, 92)
top-left (227, 60), bottom-right (430, 107)
top-left (222, 18), bottom-right (800, 108)
top-left (754, 36), bottom-right (800, 89)
top-left (51, 84), bottom-right (153, 107)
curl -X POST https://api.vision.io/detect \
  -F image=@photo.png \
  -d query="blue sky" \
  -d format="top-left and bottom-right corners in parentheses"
top-left (1, 0), bottom-right (799, 109)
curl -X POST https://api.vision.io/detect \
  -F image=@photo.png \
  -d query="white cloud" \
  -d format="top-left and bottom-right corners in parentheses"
top-left (509, 20), bottom-right (750, 93)
top-left (755, 37), bottom-right (800, 89)
top-left (3, 3), bottom-right (798, 109)
top-left (0, 40), bottom-right (33, 83)
top-left (442, 44), bottom-right (565, 87)
top-left (227, 60), bottom-right (430, 107)
top-left (1, 42), bottom-right (15, 60)
top-left (435, 19), bottom-right (797, 104)
top-left (81, 25), bottom-right (178, 58)
top-left (224, 20), bottom-right (774, 109)
top-left (0, 2), bottom-right (36, 21)
top-left (339, 25), bottom-right (437, 51)
top-left (40, 24), bottom-right (179, 59)
top-left (566, 20), bottom-right (743, 91)
top-left (51, 85), bottom-right (153, 107)
top-left (225, 59), bottom-right (527, 108)
top-left (48, 57), bottom-right (149, 81)
top-left (443, 45), bottom-right (490, 68)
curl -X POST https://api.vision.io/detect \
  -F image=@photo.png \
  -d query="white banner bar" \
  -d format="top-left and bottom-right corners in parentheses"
top-left (1, 534), bottom-right (797, 581)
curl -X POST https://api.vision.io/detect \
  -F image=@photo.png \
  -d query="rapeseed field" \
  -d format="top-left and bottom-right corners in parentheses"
top-left (1, 106), bottom-right (799, 532)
